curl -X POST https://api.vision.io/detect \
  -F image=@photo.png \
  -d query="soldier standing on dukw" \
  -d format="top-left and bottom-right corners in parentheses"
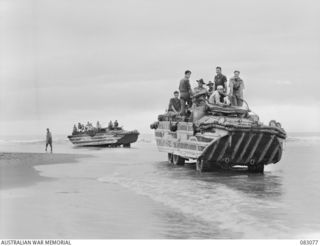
top-left (179, 70), bottom-right (192, 115)
top-left (214, 66), bottom-right (227, 92)
top-left (45, 128), bottom-right (53, 153)
top-left (229, 70), bottom-right (245, 106)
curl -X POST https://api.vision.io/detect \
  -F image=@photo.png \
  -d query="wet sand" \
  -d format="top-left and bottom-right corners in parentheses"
top-left (0, 152), bottom-right (90, 190)
top-left (0, 150), bottom-right (209, 239)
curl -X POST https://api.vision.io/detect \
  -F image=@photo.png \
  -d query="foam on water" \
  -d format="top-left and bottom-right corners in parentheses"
top-left (0, 139), bottom-right (44, 144)
top-left (98, 163), bottom-right (289, 238)
top-left (0, 136), bottom-right (69, 145)
top-left (287, 132), bottom-right (320, 145)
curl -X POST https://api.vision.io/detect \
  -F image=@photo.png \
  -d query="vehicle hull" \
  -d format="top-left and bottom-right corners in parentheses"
top-left (154, 121), bottom-right (284, 168)
top-left (68, 130), bottom-right (139, 147)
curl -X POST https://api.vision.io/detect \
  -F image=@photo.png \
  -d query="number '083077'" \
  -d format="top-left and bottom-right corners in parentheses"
top-left (300, 240), bottom-right (318, 245)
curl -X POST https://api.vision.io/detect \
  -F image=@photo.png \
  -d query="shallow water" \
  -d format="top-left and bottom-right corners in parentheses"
top-left (1, 133), bottom-right (320, 238)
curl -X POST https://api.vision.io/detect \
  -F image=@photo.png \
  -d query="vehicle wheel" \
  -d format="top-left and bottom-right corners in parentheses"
top-left (256, 164), bottom-right (264, 173)
top-left (248, 164), bottom-right (264, 173)
top-left (172, 154), bottom-right (185, 166)
top-left (123, 143), bottom-right (131, 148)
top-left (168, 153), bottom-right (173, 164)
top-left (196, 159), bottom-right (210, 173)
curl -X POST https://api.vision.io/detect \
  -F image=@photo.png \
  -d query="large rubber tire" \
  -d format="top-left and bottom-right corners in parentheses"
top-left (172, 154), bottom-right (185, 166)
top-left (168, 153), bottom-right (173, 164)
top-left (123, 143), bottom-right (131, 148)
top-left (196, 159), bottom-right (210, 173)
top-left (248, 164), bottom-right (264, 173)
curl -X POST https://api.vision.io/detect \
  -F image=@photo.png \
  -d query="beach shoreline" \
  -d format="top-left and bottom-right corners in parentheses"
top-left (0, 152), bottom-right (91, 190)
top-left (0, 148), bottom-right (211, 239)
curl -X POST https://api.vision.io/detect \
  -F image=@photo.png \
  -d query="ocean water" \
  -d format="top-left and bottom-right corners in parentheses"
top-left (1, 132), bottom-right (320, 238)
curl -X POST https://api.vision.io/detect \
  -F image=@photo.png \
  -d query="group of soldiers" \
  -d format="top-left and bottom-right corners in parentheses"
top-left (107, 120), bottom-right (119, 130)
top-left (72, 120), bottom-right (120, 134)
top-left (73, 122), bottom-right (96, 133)
top-left (168, 67), bottom-right (245, 115)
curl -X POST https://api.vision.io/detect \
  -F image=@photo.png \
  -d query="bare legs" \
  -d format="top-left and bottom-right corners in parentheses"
top-left (45, 142), bottom-right (53, 153)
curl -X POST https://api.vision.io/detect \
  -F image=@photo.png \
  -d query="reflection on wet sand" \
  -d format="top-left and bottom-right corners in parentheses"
top-left (158, 162), bottom-right (283, 199)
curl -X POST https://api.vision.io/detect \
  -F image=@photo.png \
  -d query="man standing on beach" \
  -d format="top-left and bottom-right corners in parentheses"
top-left (45, 128), bottom-right (53, 153)
top-left (179, 70), bottom-right (192, 115)
top-left (214, 66), bottom-right (227, 92)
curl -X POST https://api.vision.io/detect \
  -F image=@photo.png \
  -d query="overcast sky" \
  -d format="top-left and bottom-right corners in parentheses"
top-left (1, 0), bottom-right (320, 136)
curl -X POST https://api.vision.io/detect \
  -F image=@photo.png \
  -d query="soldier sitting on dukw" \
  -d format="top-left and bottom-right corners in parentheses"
top-left (72, 124), bottom-right (78, 134)
top-left (192, 78), bottom-right (208, 106)
top-left (209, 85), bottom-right (230, 106)
top-left (114, 120), bottom-right (119, 129)
top-left (108, 120), bottom-right (114, 130)
top-left (96, 121), bottom-right (101, 130)
top-left (206, 81), bottom-right (214, 98)
top-left (192, 78), bottom-right (208, 121)
top-left (167, 91), bottom-right (181, 115)
top-left (85, 121), bottom-right (93, 131)
top-left (77, 122), bottom-right (84, 132)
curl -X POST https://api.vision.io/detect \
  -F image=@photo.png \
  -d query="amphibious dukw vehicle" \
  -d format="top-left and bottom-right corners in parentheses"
top-left (68, 127), bottom-right (139, 147)
top-left (150, 101), bottom-right (286, 173)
